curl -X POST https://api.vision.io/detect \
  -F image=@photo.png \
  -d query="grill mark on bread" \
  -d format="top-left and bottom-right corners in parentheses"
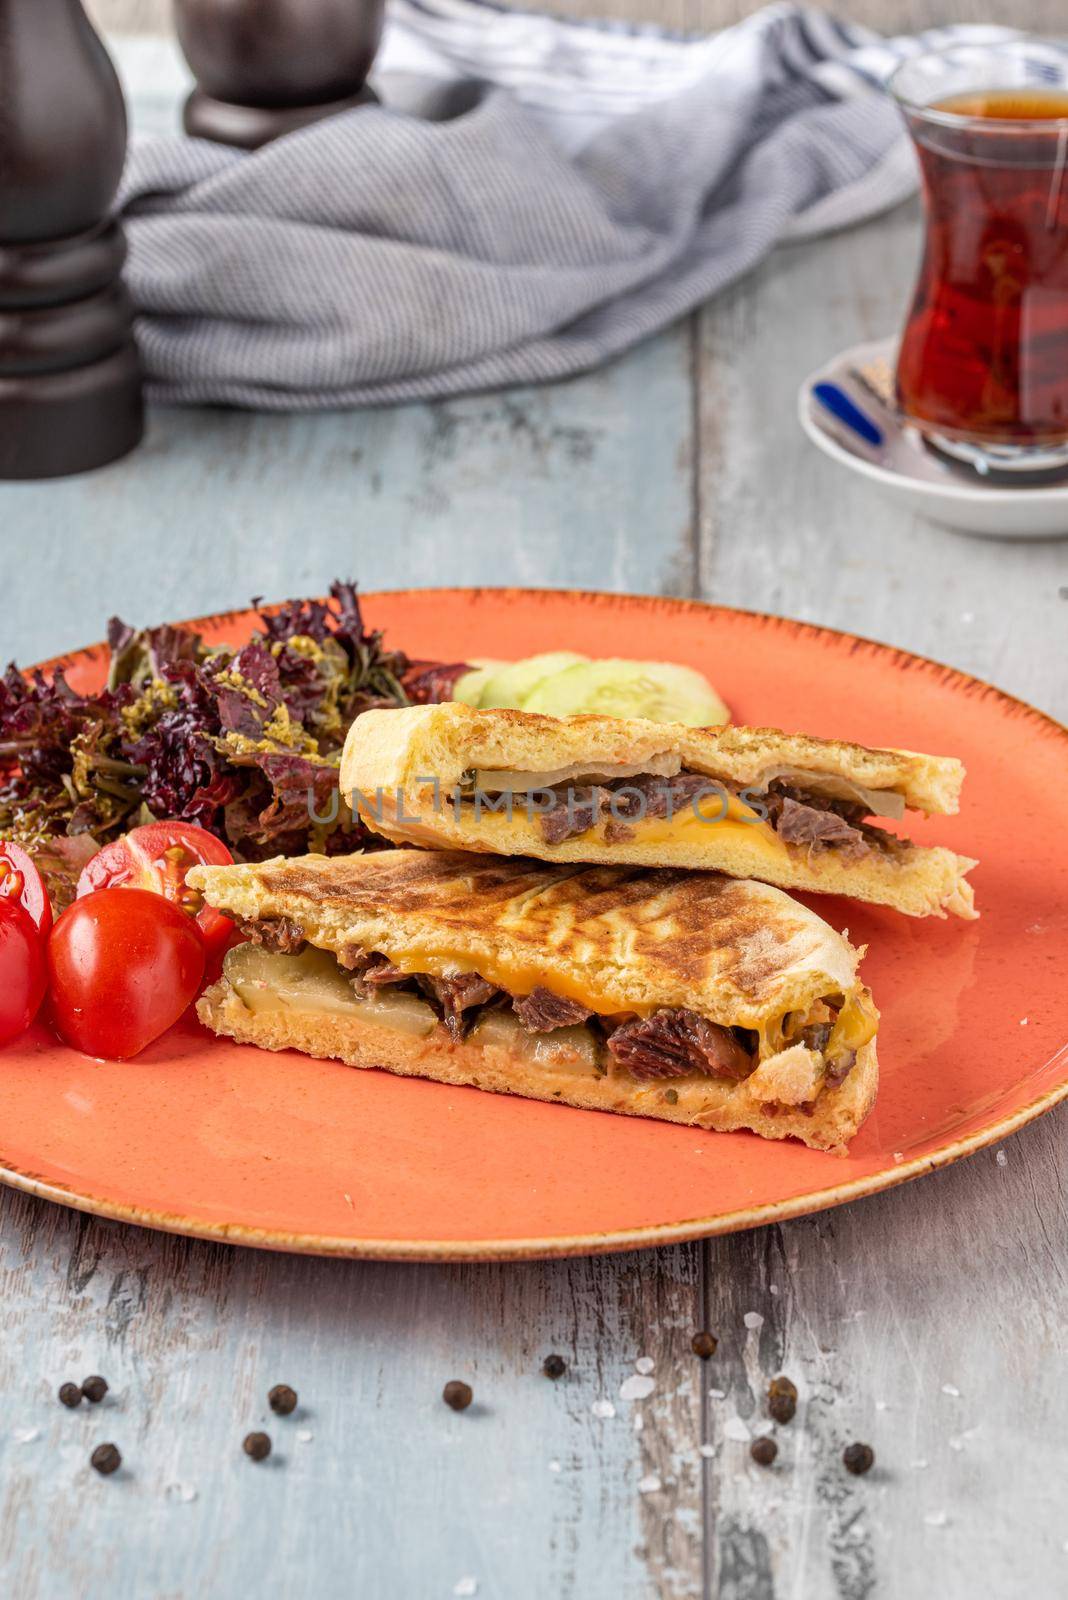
top-left (259, 852), bottom-right (546, 914)
top-left (196, 850), bottom-right (861, 1022)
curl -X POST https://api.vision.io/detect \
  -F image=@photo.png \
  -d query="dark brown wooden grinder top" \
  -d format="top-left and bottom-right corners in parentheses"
top-left (0, 0), bottom-right (143, 479)
top-left (175, 0), bottom-right (386, 150)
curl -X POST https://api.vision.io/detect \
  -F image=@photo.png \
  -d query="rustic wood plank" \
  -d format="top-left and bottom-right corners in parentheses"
top-left (0, 1191), bottom-right (709, 1600)
top-left (699, 1110), bottom-right (1068, 1600)
top-left (3, 321), bottom-right (695, 668)
top-left (692, 176), bottom-right (1068, 1600)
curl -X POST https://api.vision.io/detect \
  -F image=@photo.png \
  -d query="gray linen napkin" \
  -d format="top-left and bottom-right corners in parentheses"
top-left (117, 2), bottom-right (1009, 410)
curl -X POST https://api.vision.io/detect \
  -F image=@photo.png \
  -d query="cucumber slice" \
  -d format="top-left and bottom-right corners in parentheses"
top-left (523, 659), bottom-right (729, 727)
top-left (479, 652), bottom-right (588, 710)
top-left (451, 660), bottom-right (503, 707)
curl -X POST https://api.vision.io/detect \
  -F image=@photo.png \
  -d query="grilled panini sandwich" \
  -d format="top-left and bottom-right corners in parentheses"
top-left (341, 704), bottom-right (976, 920)
top-left (191, 850), bottom-right (880, 1154)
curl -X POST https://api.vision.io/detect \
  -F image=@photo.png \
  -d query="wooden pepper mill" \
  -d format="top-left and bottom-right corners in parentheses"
top-left (0, 0), bottom-right (144, 480)
top-left (175, 0), bottom-right (387, 151)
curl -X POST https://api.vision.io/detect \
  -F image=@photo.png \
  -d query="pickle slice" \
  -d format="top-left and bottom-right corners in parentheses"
top-left (479, 652), bottom-right (588, 709)
top-left (224, 944), bottom-right (437, 1036)
top-left (523, 659), bottom-right (729, 727)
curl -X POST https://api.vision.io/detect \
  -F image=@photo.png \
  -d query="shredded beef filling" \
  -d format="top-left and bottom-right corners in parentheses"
top-left (537, 773), bottom-right (723, 846)
top-left (524, 769), bottom-right (902, 859)
top-left (238, 916), bottom-right (307, 955)
top-left (540, 785), bottom-right (606, 846)
top-left (417, 972), bottom-right (500, 1041)
top-left (824, 1048), bottom-right (857, 1088)
top-left (511, 987), bottom-right (593, 1032)
top-left (345, 949), bottom-right (411, 995)
top-left (238, 925), bottom-right (859, 1093)
top-left (799, 1020), bottom-right (833, 1053)
top-left (762, 789), bottom-right (869, 857)
top-left (607, 1009), bottom-right (755, 1081)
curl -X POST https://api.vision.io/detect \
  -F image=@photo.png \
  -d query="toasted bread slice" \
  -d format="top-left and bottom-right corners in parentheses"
top-left (191, 850), bottom-right (880, 1153)
top-left (340, 704), bottom-right (976, 919)
top-left (199, 974), bottom-right (878, 1156)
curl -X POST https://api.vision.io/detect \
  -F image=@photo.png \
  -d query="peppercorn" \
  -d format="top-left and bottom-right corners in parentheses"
top-left (81, 1376), bottom-right (108, 1404)
top-left (843, 1441), bottom-right (875, 1476)
top-left (691, 1331), bottom-right (718, 1360)
top-left (443, 1380), bottom-right (473, 1411)
top-left (750, 1436), bottom-right (778, 1467)
top-left (58, 1383), bottom-right (83, 1409)
top-left (90, 1443), bottom-right (121, 1476)
top-left (268, 1384), bottom-right (298, 1416)
top-left (542, 1355), bottom-right (567, 1381)
top-left (243, 1432), bottom-right (272, 1462)
top-left (767, 1375), bottom-right (798, 1424)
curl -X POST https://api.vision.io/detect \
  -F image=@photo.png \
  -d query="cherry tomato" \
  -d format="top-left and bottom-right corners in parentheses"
top-left (0, 842), bottom-right (53, 939)
top-left (49, 888), bottom-right (205, 1060)
top-left (0, 902), bottom-right (48, 1045)
top-left (77, 821), bottom-right (234, 960)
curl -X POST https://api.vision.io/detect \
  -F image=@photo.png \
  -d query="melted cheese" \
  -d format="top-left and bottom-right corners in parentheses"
top-left (596, 790), bottom-right (789, 857)
top-left (829, 986), bottom-right (879, 1055)
top-left (753, 987), bottom-right (877, 1063)
top-left (376, 944), bottom-right (632, 1015)
top-left (341, 940), bottom-right (876, 1064)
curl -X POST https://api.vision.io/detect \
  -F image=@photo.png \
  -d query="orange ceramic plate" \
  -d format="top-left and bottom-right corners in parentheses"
top-left (2, 589), bottom-right (1065, 1259)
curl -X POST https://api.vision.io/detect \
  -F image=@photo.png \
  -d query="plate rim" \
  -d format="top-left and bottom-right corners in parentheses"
top-left (0, 1060), bottom-right (1065, 1260)
top-left (11, 584), bottom-right (1068, 1261)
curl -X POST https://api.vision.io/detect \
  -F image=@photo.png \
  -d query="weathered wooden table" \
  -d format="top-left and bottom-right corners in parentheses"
top-left (1, 28), bottom-right (1066, 1600)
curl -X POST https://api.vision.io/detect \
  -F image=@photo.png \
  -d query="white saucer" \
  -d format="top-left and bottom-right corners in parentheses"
top-left (799, 337), bottom-right (1068, 540)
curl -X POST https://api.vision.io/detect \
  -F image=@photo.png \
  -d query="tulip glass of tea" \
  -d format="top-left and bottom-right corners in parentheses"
top-left (891, 40), bottom-right (1068, 475)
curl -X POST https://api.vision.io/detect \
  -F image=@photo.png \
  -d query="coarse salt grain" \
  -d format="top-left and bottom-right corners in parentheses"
top-left (165, 1483), bottom-right (198, 1504)
top-left (638, 1473), bottom-right (662, 1494)
top-left (924, 1511), bottom-right (949, 1529)
top-left (635, 1357), bottom-right (655, 1376)
top-left (453, 1578), bottom-right (479, 1597)
top-left (708, 1388), bottom-right (726, 1400)
top-left (743, 1312), bottom-right (764, 1331)
top-left (296, 1429), bottom-right (314, 1442)
top-left (875, 1400), bottom-right (890, 1412)
top-left (995, 1149), bottom-right (1008, 1167)
top-left (912, 1458), bottom-right (929, 1470)
top-left (620, 1374), bottom-right (656, 1402)
top-left (12, 1428), bottom-right (38, 1444)
top-left (548, 1459), bottom-right (562, 1474)
top-left (723, 1417), bottom-right (750, 1443)
top-left (634, 1413), bottom-right (644, 1434)
top-left (699, 1443), bottom-right (716, 1459)
top-left (1020, 1017), bottom-right (1029, 1026)
top-left (591, 1399), bottom-right (616, 1420)
top-left (941, 1384), bottom-right (961, 1398)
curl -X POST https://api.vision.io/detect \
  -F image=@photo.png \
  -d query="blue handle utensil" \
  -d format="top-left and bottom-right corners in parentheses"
top-left (812, 381), bottom-right (884, 449)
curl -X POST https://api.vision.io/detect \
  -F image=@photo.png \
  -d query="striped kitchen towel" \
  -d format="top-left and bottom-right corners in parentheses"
top-left (119, 2), bottom-right (1013, 410)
